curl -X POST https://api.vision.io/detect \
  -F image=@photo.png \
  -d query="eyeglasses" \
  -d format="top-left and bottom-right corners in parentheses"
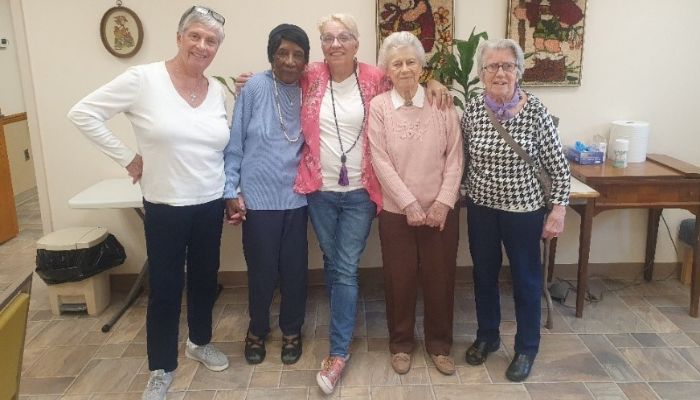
top-left (187, 5), bottom-right (225, 26)
top-left (483, 62), bottom-right (518, 73)
top-left (320, 32), bottom-right (356, 46)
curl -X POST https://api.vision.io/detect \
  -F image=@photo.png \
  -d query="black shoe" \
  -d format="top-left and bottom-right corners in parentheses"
top-left (244, 331), bottom-right (266, 364)
top-left (281, 334), bottom-right (303, 365)
top-left (505, 353), bottom-right (535, 382)
top-left (465, 338), bottom-right (500, 365)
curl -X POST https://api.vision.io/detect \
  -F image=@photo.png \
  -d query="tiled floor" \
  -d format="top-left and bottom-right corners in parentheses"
top-left (2, 196), bottom-right (700, 399)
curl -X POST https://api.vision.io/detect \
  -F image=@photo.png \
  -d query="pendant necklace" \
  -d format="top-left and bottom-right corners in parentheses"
top-left (188, 78), bottom-right (201, 103)
top-left (329, 62), bottom-right (365, 186)
top-left (173, 62), bottom-right (203, 105)
top-left (272, 71), bottom-right (302, 143)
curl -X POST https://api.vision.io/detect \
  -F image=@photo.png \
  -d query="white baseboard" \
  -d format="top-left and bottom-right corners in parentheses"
top-left (14, 186), bottom-right (37, 205)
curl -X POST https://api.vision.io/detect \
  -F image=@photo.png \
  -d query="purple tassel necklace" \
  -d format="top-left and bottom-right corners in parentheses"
top-left (329, 62), bottom-right (366, 186)
top-left (484, 83), bottom-right (521, 121)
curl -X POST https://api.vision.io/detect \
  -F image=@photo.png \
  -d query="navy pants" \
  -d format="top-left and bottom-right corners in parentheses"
top-left (466, 198), bottom-right (546, 357)
top-left (242, 207), bottom-right (308, 338)
top-left (144, 198), bottom-right (224, 372)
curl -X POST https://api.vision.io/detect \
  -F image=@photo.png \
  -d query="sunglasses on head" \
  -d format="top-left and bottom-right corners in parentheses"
top-left (186, 5), bottom-right (225, 25)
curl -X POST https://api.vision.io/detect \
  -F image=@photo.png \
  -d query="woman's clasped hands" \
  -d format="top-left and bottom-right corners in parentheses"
top-left (404, 200), bottom-right (450, 231)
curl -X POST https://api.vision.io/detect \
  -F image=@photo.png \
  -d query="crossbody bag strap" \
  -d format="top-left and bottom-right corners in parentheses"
top-left (484, 107), bottom-right (552, 207)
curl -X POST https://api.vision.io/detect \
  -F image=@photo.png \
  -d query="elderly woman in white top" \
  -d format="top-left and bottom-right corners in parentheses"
top-left (68, 6), bottom-right (230, 400)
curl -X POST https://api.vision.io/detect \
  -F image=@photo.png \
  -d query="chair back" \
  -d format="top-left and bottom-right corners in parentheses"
top-left (0, 272), bottom-right (32, 400)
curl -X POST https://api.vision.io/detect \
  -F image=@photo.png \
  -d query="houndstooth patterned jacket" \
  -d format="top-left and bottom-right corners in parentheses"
top-left (460, 92), bottom-right (570, 212)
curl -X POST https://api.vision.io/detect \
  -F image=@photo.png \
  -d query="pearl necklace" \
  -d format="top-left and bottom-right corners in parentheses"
top-left (272, 71), bottom-right (302, 143)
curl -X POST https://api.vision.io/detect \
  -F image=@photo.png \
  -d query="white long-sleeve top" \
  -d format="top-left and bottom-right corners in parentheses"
top-left (68, 61), bottom-right (229, 206)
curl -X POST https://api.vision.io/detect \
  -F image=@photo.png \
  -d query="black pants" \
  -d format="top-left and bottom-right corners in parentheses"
top-left (242, 207), bottom-right (308, 338)
top-left (144, 198), bottom-right (224, 372)
top-left (466, 198), bottom-right (546, 357)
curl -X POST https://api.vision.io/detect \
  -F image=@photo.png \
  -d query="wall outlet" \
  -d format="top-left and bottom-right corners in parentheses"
top-left (24, 149), bottom-right (30, 161)
top-left (0, 37), bottom-right (8, 48)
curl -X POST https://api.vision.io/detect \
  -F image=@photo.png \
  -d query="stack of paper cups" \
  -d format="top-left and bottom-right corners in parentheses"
top-left (608, 121), bottom-right (650, 163)
top-left (612, 139), bottom-right (629, 168)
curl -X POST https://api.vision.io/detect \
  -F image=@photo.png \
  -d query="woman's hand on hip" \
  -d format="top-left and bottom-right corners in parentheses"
top-left (225, 196), bottom-right (247, 225)
top-left (542, 204), bottom-right (566, 239)
top-left (404, 201), bottom-right (426, 227)
top-left (125, 154), bottom-right (143, 184)
top-left (425, 201), bottom-right (450, 231)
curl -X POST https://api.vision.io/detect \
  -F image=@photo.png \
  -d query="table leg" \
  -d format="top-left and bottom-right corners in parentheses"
top-left (576, 200), bottom-right (594, 318)
top-left (690, 216), bottom-right (700, 317)
top-left (102, 257), bottom-right (148, 332)
top-left (547, 237), bottom-right (558, 283)
top-left (644, 209), bottom-right (662, 281)
top-left (101, 207), bottom-right (148, 332)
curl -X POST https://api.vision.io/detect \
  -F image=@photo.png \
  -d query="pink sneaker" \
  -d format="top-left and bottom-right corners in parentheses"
top-left (316, 356), bottom-right (348, 394)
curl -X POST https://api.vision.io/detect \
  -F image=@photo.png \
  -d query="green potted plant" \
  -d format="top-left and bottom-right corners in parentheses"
top-left (212, 76), bottom-right (238, 99)
top-left (427, 27), bottom-right (488, 110)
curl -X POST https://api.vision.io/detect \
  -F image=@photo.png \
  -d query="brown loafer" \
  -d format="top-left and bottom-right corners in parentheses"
top-left (430, 354), bottom-right (456, 375)
top-left (391, 352), bottom-right (412, 374)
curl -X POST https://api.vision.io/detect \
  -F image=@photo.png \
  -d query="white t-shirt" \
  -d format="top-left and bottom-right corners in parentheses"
top-left (319, 74), bottom-right (365, 191)
top-left (68, 62), bottom-right (229, 206)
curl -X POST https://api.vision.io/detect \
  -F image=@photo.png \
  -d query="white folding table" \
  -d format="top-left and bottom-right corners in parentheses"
top-left (69, 178), bottom-right (146, 332)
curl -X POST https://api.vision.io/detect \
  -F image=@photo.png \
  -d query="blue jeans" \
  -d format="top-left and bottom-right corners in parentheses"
top-left (466, 198), bottom-right (546, 357)
top-left (307, 189), bottom-right (376, 357)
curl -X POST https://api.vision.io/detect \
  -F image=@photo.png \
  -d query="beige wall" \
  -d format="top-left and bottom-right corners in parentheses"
top-left (4, 120), bottom-right (35, 196)
top-left (9, 0), bottom-right (700, 274)
top-left (0, 0), bottom-right (25, 114)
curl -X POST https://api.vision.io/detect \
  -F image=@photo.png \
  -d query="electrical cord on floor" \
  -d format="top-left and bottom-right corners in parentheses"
top-left (551, 210), bottom-right (686, 308)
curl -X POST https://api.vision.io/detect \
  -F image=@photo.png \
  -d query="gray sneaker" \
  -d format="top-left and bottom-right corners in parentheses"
top-left (186, 338), bottom-right (229, 371)
top-left (142, 369), bottom-right (173, 400)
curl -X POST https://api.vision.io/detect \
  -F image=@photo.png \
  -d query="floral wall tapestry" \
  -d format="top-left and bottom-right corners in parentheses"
top-left (376, 0), bottom-right (454, 81)
top-left (506, 0), bottom-right (587, 86)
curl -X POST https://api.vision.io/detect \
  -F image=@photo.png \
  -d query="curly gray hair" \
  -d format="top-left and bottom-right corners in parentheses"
top-left (377, 31), bottom-right (426, 69)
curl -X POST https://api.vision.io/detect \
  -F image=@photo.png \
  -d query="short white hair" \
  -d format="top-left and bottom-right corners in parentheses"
top-left (178, 7), bottom-right (225, 43)
top-left (377, 31), bottom-right (426, 69)
top-left (317, 13), bottom-right (359, 39)
top-left (476, 38), bottom-right (524, 79)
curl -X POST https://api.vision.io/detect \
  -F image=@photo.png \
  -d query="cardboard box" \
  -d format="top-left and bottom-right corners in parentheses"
top-left (565, 146), bottom-right (605, 165)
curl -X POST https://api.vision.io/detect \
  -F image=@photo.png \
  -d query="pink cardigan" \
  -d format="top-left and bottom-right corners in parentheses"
top-left (294, 62), bottom-right (391, 213)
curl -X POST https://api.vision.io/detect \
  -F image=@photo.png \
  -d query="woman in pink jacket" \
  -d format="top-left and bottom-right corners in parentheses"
top-left (293, 14), bottom-right (450, 394)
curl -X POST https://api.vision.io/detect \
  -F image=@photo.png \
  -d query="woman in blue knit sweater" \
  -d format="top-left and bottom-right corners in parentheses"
top-left (223, 24), bottom-right (310, 366)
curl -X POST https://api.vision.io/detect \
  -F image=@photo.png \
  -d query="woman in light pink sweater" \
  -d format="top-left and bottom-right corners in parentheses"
top-left (368, 31), bottom-right (464, 376)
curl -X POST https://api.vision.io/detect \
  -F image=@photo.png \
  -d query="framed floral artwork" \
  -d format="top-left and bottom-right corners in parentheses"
top-left (376, 0), bottom-right (454, 81)
top-left (506, 0), bottom-right (587, 86)
top-left (100, 5), bottom-right (144, 58)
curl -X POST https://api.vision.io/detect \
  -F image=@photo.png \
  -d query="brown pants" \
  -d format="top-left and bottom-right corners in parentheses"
top-left (378, 206), bottom-right (459, 356)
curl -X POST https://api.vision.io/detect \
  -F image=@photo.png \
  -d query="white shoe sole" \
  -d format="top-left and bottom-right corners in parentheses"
top-left (316, 372), bottom-right (335, 395)
top-left (185, 350), bottom-right (229, 372)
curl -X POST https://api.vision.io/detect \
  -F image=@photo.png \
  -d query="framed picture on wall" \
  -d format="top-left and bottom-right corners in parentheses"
top-left (376, 0), bottom-right (454, 81)
top-left (100, 5), bottom-right (144, 58)
top-left (506, 0), bottom-right (587, 86)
